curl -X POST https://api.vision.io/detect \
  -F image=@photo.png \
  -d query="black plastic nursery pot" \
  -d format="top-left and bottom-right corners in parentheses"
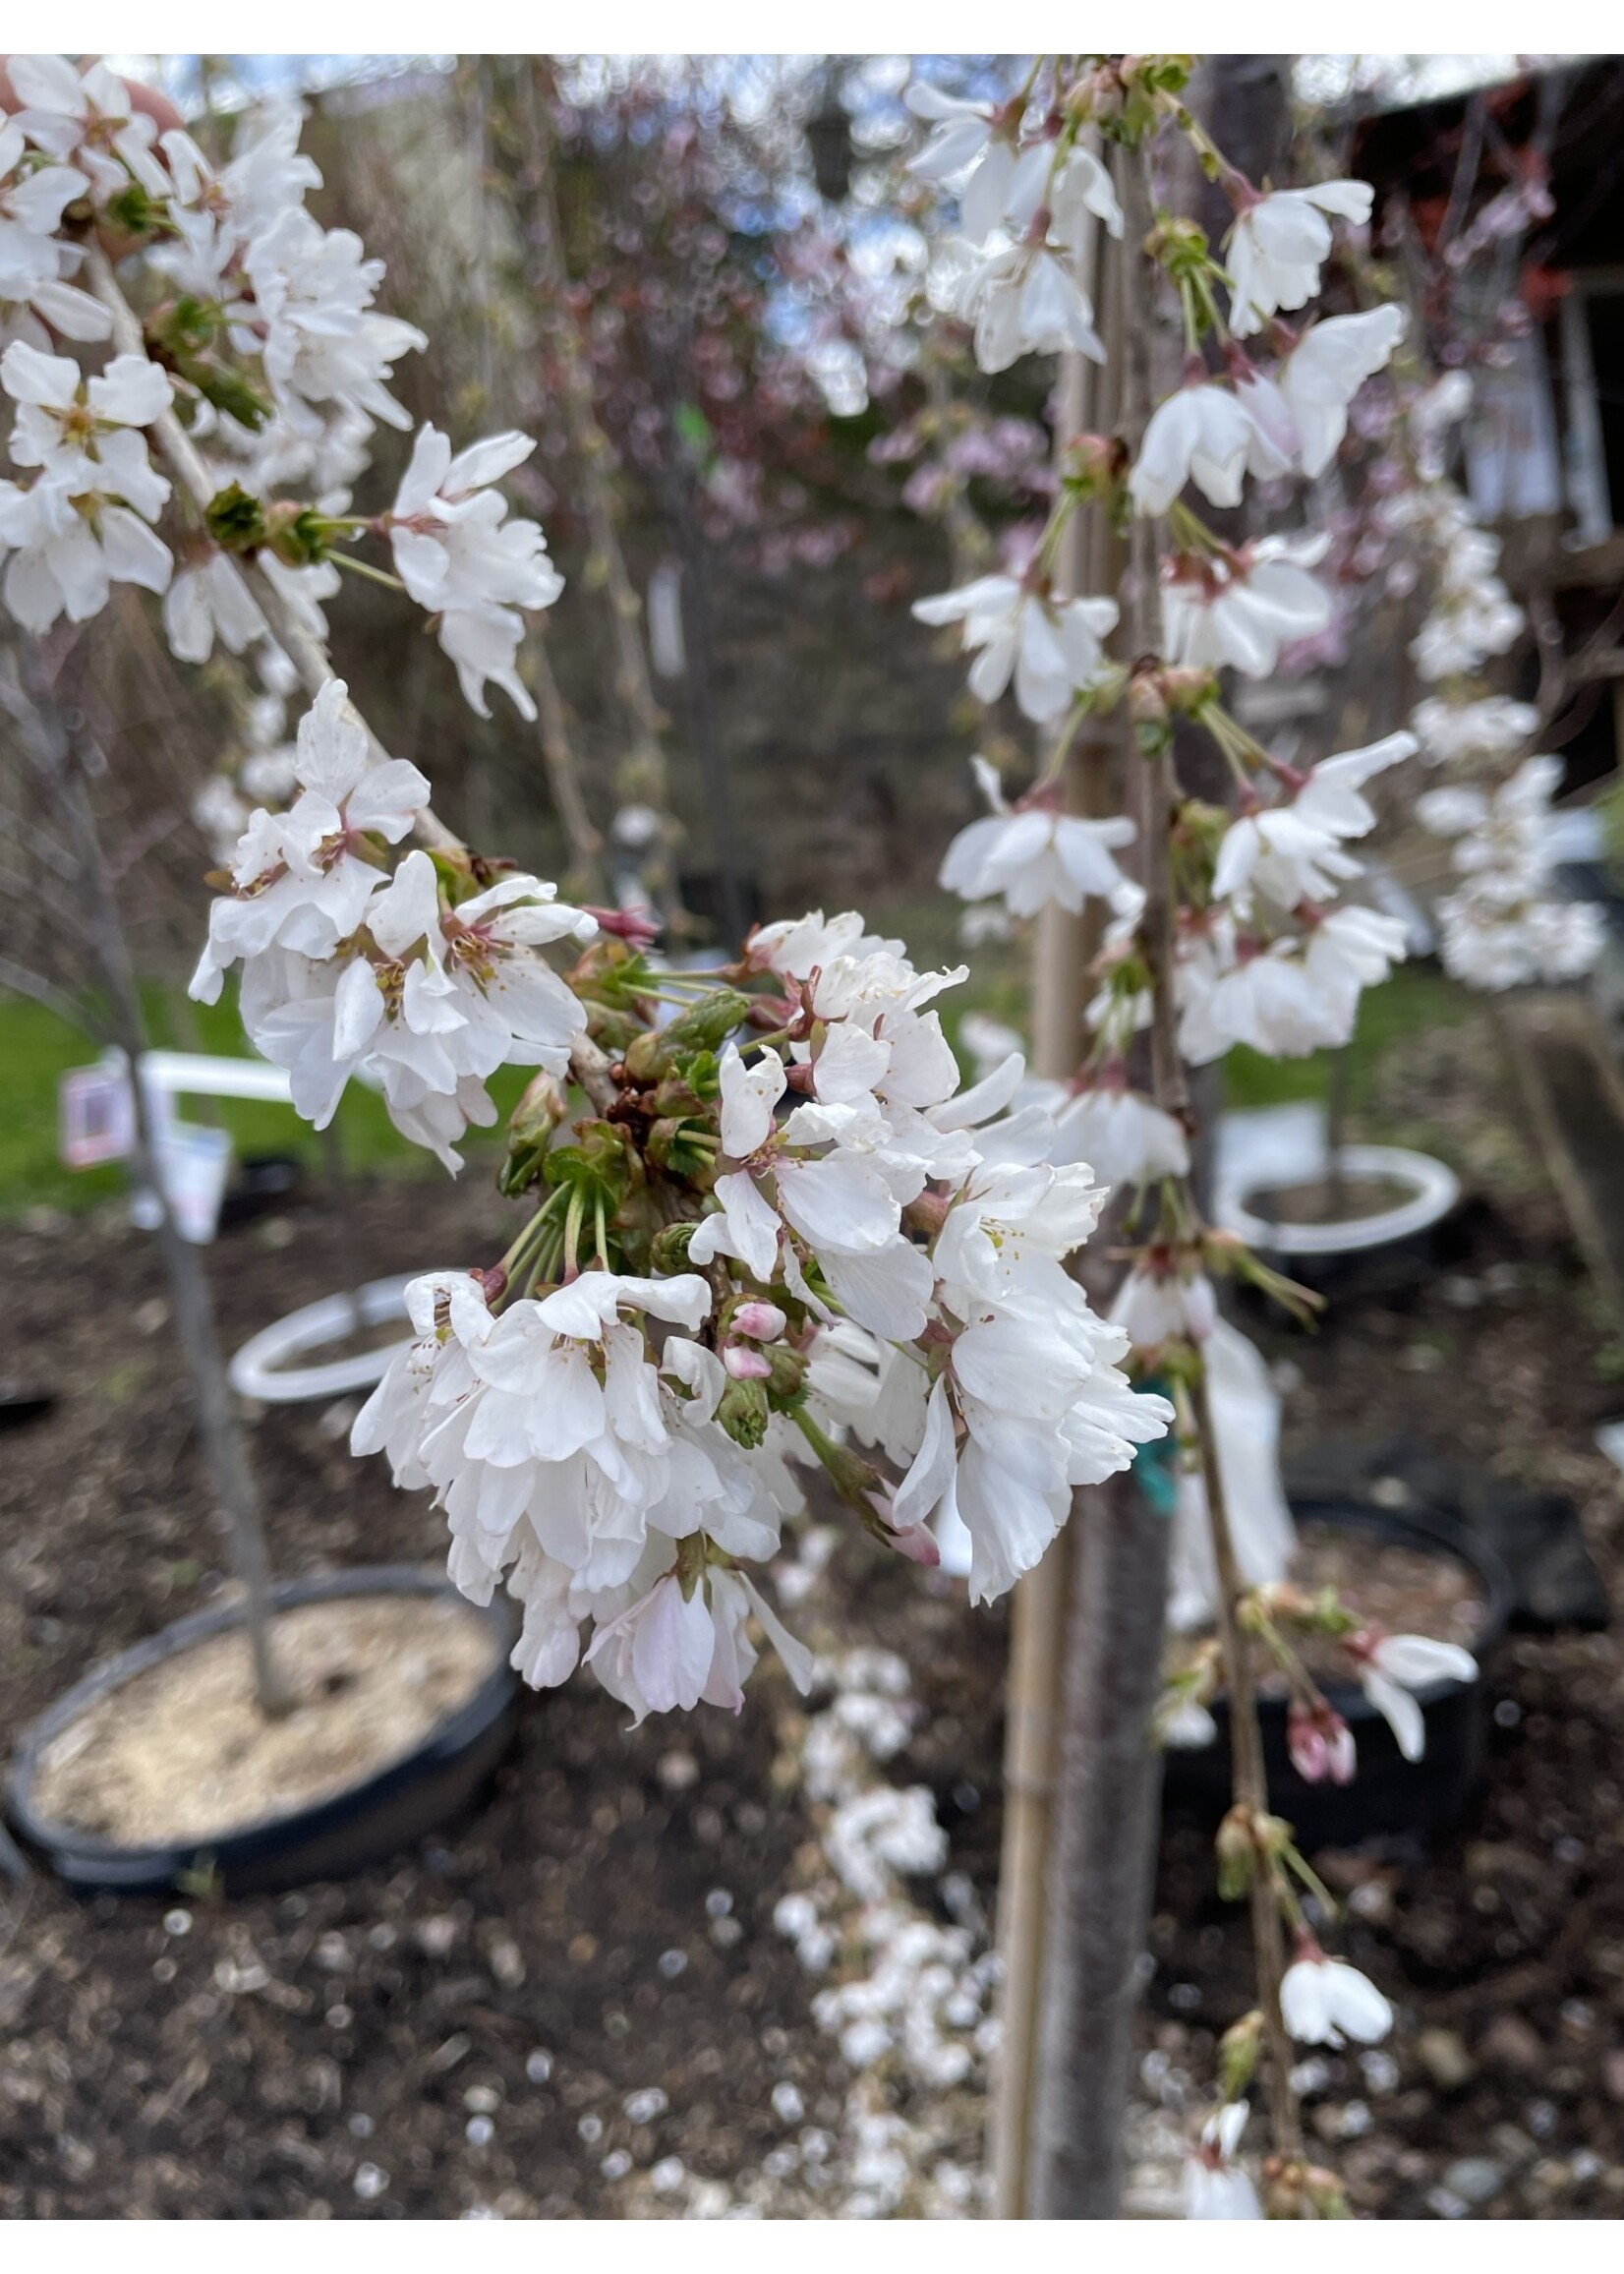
top-left (217, 1151), bottom-right (306, 1232)
top-left (5, 1566), bottom-right (519, 1897)
top-left (1161, 1496), bottom-right (1514, 1851)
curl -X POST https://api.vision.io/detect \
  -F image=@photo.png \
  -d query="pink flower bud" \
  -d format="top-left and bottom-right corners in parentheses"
top-left (732, 1301), bottom-right (787, 1343)
top-left (884, 1521), bottom-right (942, 1567)
top-left (1288, 1700), bottom-right (1357, 1786)
top-left (722, 1345), bottom-right (772, 1380)
top-left (583, 904), bottom-right (661, 949)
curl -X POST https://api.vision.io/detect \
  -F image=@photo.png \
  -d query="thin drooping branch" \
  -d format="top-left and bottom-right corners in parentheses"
top-left (83, 248), bottom-right (619, 1116)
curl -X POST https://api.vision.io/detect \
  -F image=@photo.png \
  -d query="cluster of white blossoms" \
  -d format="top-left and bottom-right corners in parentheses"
top-left (906, 82), bottom-right (1124, 376)
top-left (261, 843), bottom-right (1177, 1709)
top-left (902, 68), bottom-right (1414, 1266)
top-left (189, 679), bottom-right (596, 1167)
top-left (1420, 756), bottom-right (1607, 990)
top-left (0, 56), bottom-right (562, 729)
top-left (1173, 733), bottom-right (1415, 1068)
top-left (1392, 377), bottom-right (1604, 994)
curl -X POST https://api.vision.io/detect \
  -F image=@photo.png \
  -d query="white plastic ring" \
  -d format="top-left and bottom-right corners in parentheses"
top-left (1217, 1144), bottom-right (1461, 1258)
top-left (229, 1275), bottom-right (415, 1405)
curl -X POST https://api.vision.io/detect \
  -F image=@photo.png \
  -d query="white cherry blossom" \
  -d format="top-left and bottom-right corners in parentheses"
top-left (9, 55), bottom-right (168, 202)
top-left (1130, 379), bottom-right (1291, 515)
top-left (1279, 1950), bottom-right (1393, 2048)
top-left (1213, 733), bottom-right (1415, 910)
top-left (940, 756), bottom-right (1135, 917)
top-left (1184, 2101), bottom-right (1263, 2221)
top-left (1226, 178), bottom-right (1372, 337)
top-left (913, 572), bottom-right (1118, 723)
top-left (1162, 532), bottom-right (1333, 679)
top-left (1274, 304), bottom-right (1408, 477)
top-left (1353, 1631), bottom-right (1478, 1762)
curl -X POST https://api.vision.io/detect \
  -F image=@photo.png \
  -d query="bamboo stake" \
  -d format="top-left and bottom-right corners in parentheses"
top-left (989, 204), bottom-right (1115, 2222)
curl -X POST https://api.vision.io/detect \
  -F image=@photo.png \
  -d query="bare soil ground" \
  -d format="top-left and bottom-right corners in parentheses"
top-left (0, 1011), bottom-right (1621, 2218)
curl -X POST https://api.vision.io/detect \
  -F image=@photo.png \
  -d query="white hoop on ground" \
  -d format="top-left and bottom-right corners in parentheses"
top-left (229, 1275), bottom-right (415, 1405)
top-left (1217, 1143), bottom-right (1461, 1259)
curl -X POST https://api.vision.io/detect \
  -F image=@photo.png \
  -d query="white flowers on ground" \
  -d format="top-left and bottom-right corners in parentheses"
top-left (1280, 1948), bottom-right (1394, 2048)
top-left (1226, 179), bottom-right (1373, 337)
top-left (940, 755), bottom-right (1135, 919)
top-left (1352, 1631), bottom-right (1478, 1762)
top-left (912, 572), bottom-right (1118, 723)
top-left (386, 424), bottom-right (563, 720)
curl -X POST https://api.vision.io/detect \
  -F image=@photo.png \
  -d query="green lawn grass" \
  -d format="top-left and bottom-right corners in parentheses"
top-left (1, 956), bottom-right (1465, 1219)
top-left (0, 981), bottom-right (528, 1219)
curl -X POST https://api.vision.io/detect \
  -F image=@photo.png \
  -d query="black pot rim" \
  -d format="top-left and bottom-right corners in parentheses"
top-left (6, 1565), bottom-right (516, 1881)
top-left (1219, 1492), bottom-right (1514, 1720)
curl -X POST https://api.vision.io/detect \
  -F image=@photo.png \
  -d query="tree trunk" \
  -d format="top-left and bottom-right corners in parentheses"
top-left (1027, 1474), bottom-right (1171, 2215)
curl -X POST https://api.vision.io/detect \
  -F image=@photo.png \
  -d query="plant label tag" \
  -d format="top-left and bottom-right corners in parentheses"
top-left (59, 1063), bottom-right (135, 1169)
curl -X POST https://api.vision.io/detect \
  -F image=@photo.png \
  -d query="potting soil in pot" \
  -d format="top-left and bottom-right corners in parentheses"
top-left (30, 1595), bottom-right (499, 1846)
top-left (1269, 1520), bottom-right (1488, 1687)
top-left (1246, 1176), bottom-right (1417, 1227)
top-left (1172, 1520), bottom-right (1489, 1692)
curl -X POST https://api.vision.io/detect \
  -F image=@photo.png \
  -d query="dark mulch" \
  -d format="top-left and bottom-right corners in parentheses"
top-left (0, 1167), bottom-right (994, 2218)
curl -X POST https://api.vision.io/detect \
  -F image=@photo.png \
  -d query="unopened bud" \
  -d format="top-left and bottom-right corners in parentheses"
top-left (648, 1220), bottom-right (698, 1274)
top-left (583, 904), bottom-right (661, 948)
top-left (723, 1345), bottom-right (772, 1381)
top-left (498, 1070), bottom-right (570, 1196)
top-left (1215, 1805), bottom-right (1256, 1900)
top-left (882, 1518), bottom-right (941, 1567)
top-left (1127, 668), bottom-right (1170, 728)
top-left (1262, 2157), bottom-right (1352, 2220)
top-left (1058, 431), bottom-right (1126, 500)
top-left (623, 989), bottom-right (753, 1082)
top-left (763, 1342), bottom-right (809, 1404)
top-left (732, 1300), bottom-right (786, 1343)
top-left (1218, 2011), bottom-right (1264, 2100)
top-left (717, 1375), bottom-right (770, 1449)
top-left (1288, 1699), bottom-right (1357, 1786)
